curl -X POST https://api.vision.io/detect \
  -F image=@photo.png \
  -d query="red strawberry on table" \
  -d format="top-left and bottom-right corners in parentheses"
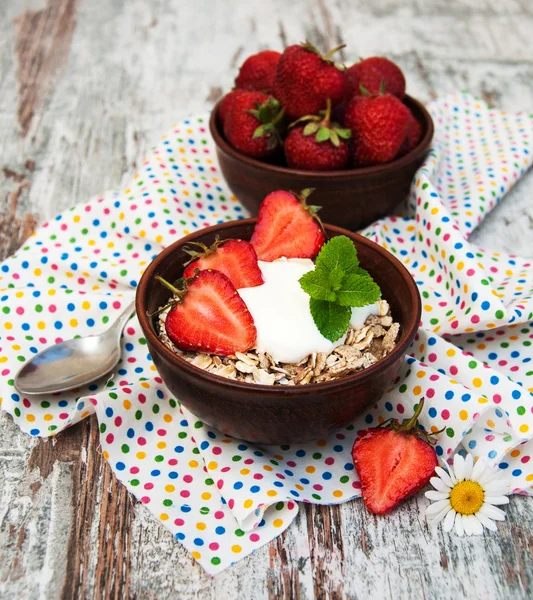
top-left (345, 92), bottom-right (410, 166)
top-left (183, 238), bottom-right (264, 289)
top-left (272, 42), bottom-right (347, 120)
top-left (250, 189), bottom-right (326, 261)
top-left (352, 398), bottom-right (438, 515)
top-left (218, 89), bottom-right (246, 126)
top-left (347, 57), bottom-right (406, 100)
top-left (159, 271), bottom-right (257, 356)
top-left (284, 99), bottom-right (351, 171)
top-left (235, 50), bottom-right (281, 93)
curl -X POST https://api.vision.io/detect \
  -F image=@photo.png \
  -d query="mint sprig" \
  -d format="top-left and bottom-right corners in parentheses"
top-left (299, 236), bottom-right (381, 342)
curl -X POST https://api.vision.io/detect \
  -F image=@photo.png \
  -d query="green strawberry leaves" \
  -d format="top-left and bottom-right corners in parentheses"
top-left (303, 122), bottom-right (320, 136)
top-left (304, 124), bottom-right (351, 147)
top-left (289, 98), bottom-right (351, 147)
top-left (299, 236), bottom-right (381, 341)
top-left (248, 97), bottom-right (286, 149)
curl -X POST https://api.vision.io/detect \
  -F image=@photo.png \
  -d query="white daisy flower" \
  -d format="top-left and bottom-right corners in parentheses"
top-left (425, 453), bottom-right (510, 536)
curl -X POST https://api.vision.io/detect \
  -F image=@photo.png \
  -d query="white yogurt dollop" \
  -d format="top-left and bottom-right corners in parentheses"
top-left (237, 258), bottom-right (346, 364)
top-left (238, 258), bottom-right (381, 364)
top-left (350, 303), bottom-right (379, 329)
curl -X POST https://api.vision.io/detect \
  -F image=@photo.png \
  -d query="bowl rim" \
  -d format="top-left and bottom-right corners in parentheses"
top-left (209, 94), bottom-right (434, 179)
top-left (136, 219), bottom-right (421, 396)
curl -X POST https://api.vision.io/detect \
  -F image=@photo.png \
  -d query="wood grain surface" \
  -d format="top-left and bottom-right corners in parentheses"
top-left (1, 1), bottom-right (533, 598)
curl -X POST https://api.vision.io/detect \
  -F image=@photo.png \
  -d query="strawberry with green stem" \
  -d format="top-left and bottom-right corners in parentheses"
top-left (273, 42), bottom-right (347, 120)
top-left (284, 99), bottom-right (352, 170)
top-left (346, 56), bottom-right (406, 100)
top-left (224, 91), bottom-right (285, 158)
top-left (352, 397), bottom-right (440, 515)
top-left (156, 271), bottom-right (257, 356)
top-left (344, 82), bottom-right (410, 166)
top-left (250, 188), bottom-right (326, 261)
top-left (182, 237), bottom-right (263, 289)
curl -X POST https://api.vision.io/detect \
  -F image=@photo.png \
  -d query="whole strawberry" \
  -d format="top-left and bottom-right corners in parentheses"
top-left (224, 91), bottom-right (284, 158)
top-left (398, 111), bottom-right (423, 156)
top-left (235, 50), bottom-right (281, 93)
top-left (345, 92), bottom-right (410, 166)
top-left (347, 57), bottom-right (406, 99)
top-left (352, 398), bottom-right (438, 515)
top-left (284, 99), bottom-right (351, 170)
top-left (273, 42), bottom-right (347, 120)
top-left (218, 89), bottom-right (246, 127)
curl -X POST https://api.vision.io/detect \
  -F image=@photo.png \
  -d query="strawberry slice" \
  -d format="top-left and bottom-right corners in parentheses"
top-left (352, 398), bottom-right (438, 515)
top-left (250, 189), bottom-right (326, 261)
top-left (183, 239), bottom-right (263, 289)
top-left (160, 271), bottom-right (256, 355)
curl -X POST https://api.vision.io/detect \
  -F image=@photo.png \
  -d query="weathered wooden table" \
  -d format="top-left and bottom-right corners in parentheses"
top-left (1, 1), bottom-right (533, 598)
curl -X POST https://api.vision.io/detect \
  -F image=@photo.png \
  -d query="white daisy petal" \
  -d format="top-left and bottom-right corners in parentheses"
top-left (430, 477), bottom-right (451, 493)
top-left (474, 511), bottom-right (498, 532)
top-left (484, 495), bottom-right (510, 506)
top-left (483, 488), bottom-right (510, 498)
top-left (478, 466), bottom-right (499, 486)
top-left (434, 467), bottom-right (454, 488)
top-left (463, 514), bottom-right (478, 536)
top-left (454, 513), bottom-right (464, 536)
top-left (463, 453), bottom-right (474, 480)
top-left (471, 458), bottom-right (487, 482)
top-left (425, 490), bottom-right (450, 501)
top-left (427, 504), bottom-right (453, 525)
top-left (454, 454), bottom-right (466, 481)
top-left (470, 514), bottom-right (484, 535)
top-left (479, 503), bottom-right (506, 521)
top-left (443, 508), bottom-right (456, 532)
top-left (484, 479), bottom-right (511, 494)
top-left (446, 462), bottom-right (458, 485)
top-left (425, 499), bottom-right (450, 516)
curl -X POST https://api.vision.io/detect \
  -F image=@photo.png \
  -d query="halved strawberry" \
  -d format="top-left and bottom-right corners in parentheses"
top-left (183, 239), bottom-right (263, 289)
top-left (250, 189), bottom-right (326, 261)
top-left (160, 271), bottom-right (256, 355)
top-left (352, 398), bottom-right (438, 515)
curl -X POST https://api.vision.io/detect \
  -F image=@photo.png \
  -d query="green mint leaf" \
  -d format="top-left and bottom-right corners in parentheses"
top-left (336, 272), bottom-right (381, 307)
top-left (328, 265), bottom-right (345, 291)
top-left (299, 267), bottom-right (337, 302)
top-left (310, 299), bottom-right (351, 342)
top-left (316, 235), bottom-right (359, 273)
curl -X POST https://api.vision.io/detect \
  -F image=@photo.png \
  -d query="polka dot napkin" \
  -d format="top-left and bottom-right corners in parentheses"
top-left (1, 93), bottom-right (532, 574)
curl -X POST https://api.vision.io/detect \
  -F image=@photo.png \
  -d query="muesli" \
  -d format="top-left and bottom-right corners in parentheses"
top-left (158, 299), bottom-right (399, 385)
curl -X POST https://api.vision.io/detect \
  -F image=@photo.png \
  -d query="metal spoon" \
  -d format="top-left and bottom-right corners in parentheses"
top-left (14, 300), bottom-right (136, 396)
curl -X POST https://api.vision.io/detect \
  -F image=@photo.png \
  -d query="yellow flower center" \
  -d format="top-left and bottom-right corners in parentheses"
top-left (449, 480), bottom-right (484, 515)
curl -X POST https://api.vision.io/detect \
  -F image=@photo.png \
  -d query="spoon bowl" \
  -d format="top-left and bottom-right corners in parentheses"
top-left (14, 301), bottom-right (135, 396)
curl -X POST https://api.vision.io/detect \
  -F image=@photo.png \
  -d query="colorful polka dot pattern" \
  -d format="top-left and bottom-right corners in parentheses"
top-left (0, 94), bottom-right (532, 574)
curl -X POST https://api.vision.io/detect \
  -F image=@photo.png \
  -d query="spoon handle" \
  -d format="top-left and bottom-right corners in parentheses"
top-left (108, 300), bottom-right (136, 338)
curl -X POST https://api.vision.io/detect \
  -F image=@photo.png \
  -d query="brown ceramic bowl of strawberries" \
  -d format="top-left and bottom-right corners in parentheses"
top-left (209, 44), bottom-right (434, 231)
top-left (136, 215), bottom-right (421, 445)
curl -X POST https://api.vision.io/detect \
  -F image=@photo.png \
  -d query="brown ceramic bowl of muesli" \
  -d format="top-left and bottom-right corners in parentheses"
top-left (136, 219), bottom-right (421, 444)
